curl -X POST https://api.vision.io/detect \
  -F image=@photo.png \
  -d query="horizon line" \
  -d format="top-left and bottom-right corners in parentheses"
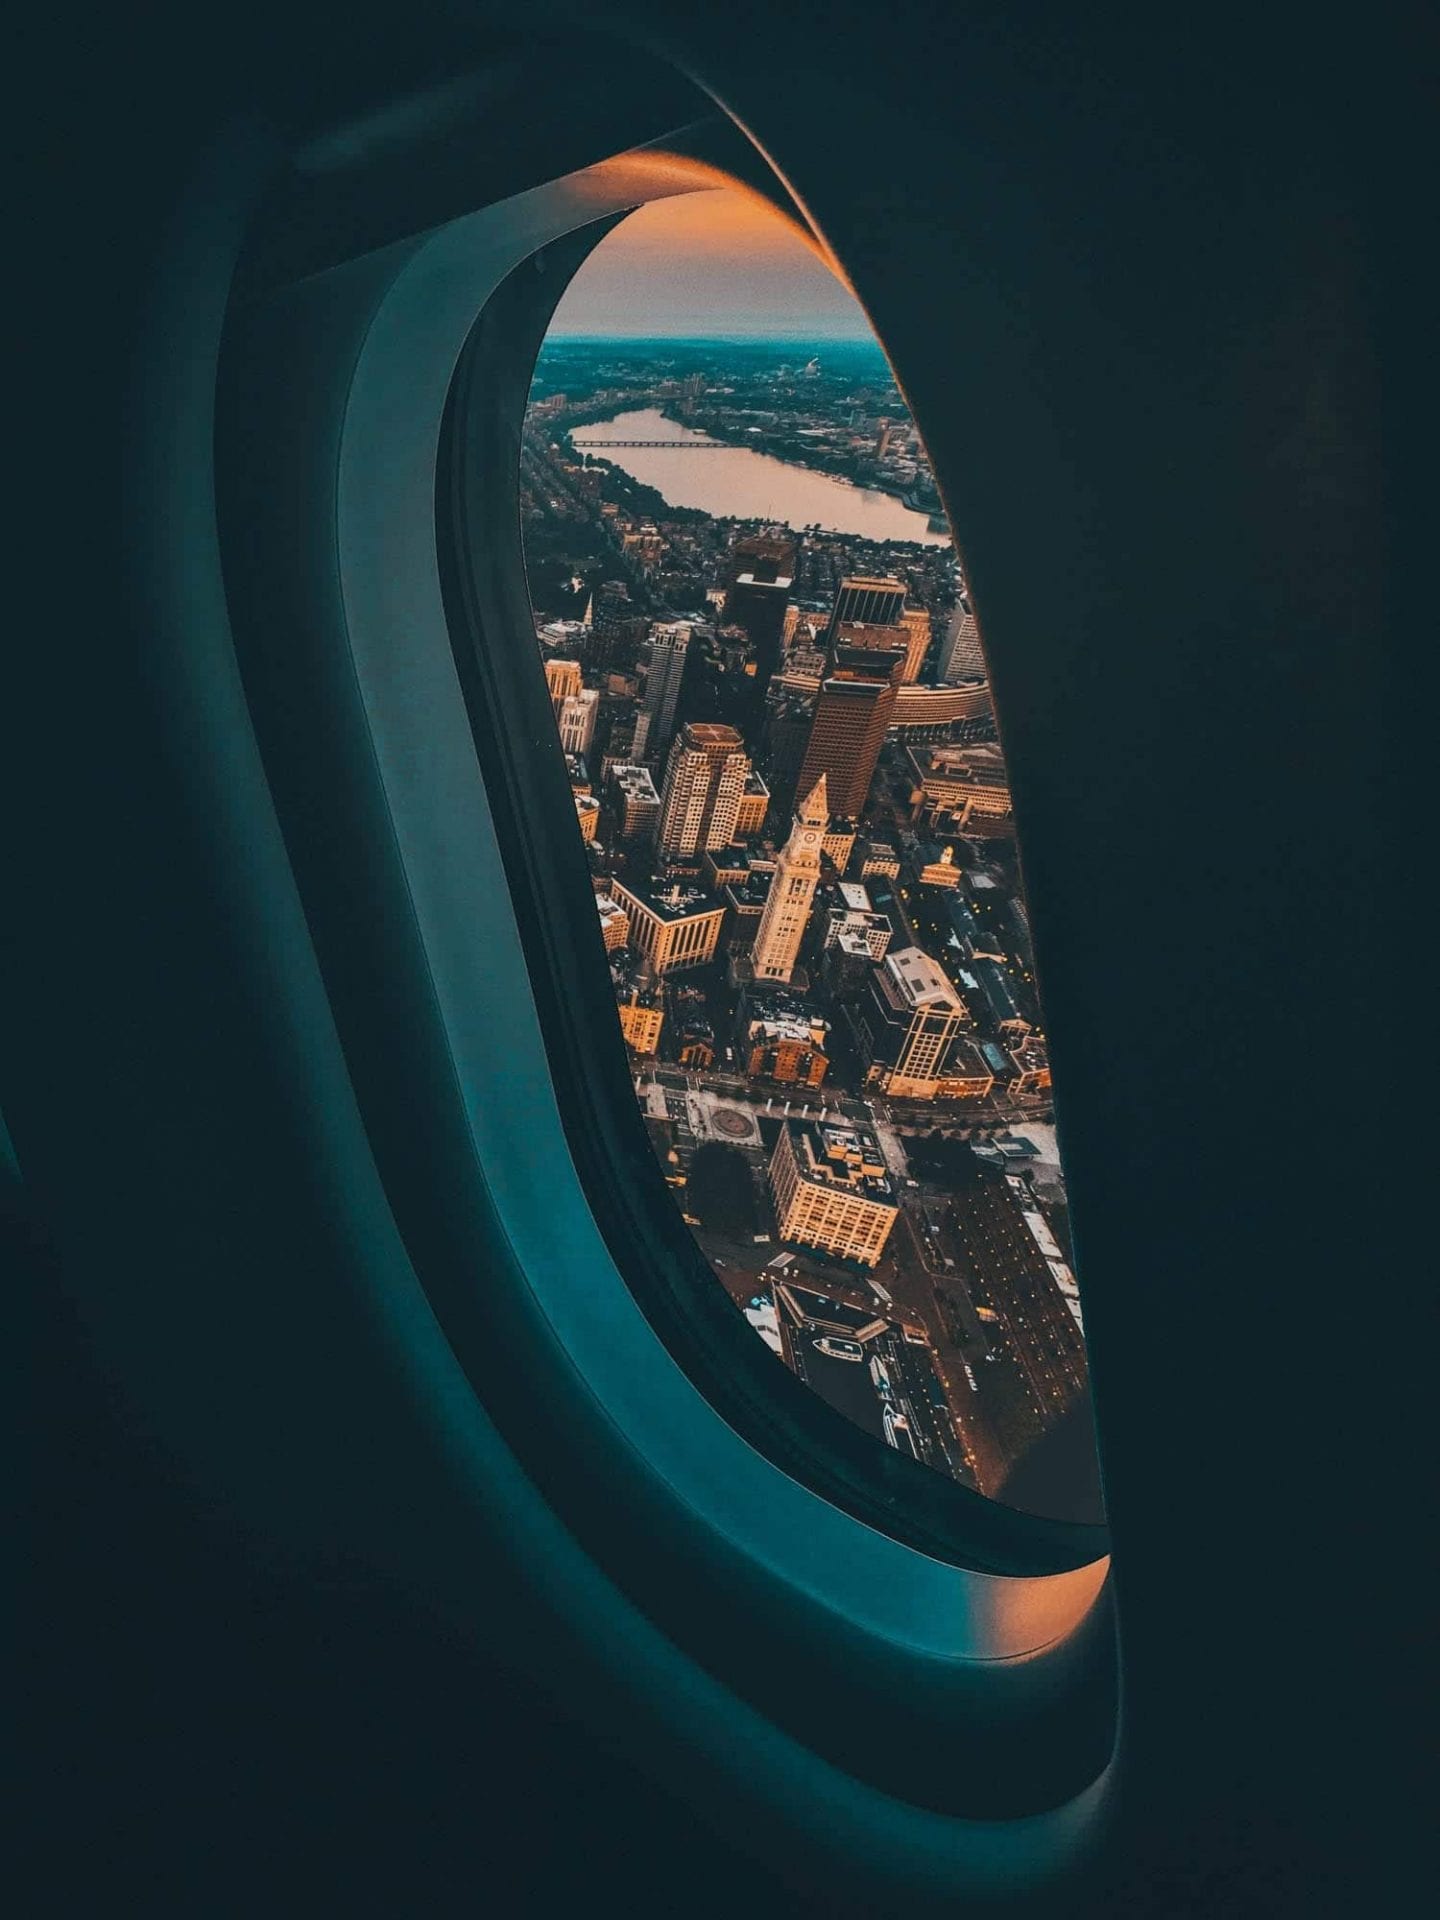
top-left (541, 332), bottom-right (884, 347)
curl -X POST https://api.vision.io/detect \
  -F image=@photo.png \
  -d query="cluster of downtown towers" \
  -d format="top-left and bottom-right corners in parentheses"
top-left (540, 533), bottom-right (1013, 1208)
top-left (530, 499), bottom-right (1090, 1508)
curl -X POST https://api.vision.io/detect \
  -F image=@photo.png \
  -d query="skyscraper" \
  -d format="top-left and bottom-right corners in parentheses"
top-left (831, 616), bottom-right (913, 688)
top-left (656, 722), bottom-right (750, 860)
top-left (722, 531), bottom-right (795, 720)
top-left (824, 575), bottom-right (906, 641)
top-left (751, 777), bottom-right (828, 985)
top-left (555, 687), bottom-right (599, 757)
top-left (795, 637), bottom-right (906, 820)
top-left (544, 657), bottom-right (583, 711)
top-left (767, 1119), bottom-right (898, 1269)
top-left (758, 687), bottom-right (816, 819)
top-left (633, 621), bottom-right (691, 761)
top-left (899, 606), bottom-right (932, 683)
top-left (605, 762), bottom-right (661, 843)
top-left (858, 945), bottom-right (972, 1099)
top-left (588, 579), bottom-right (637, 672)
top-left (941, 594), bottom-right (986, 682)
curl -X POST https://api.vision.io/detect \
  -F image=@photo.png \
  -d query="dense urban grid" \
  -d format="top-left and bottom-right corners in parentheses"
top-left (521, 336), bottom-right (1098, 1522)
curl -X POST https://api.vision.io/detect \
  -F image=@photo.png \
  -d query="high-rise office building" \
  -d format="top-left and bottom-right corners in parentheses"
top-left (735, 769), bottom-right (770, 839)
top-left (722, 531), bottom-right (795, 718)
top-left (656, 722), bottom-right (750, 860)
top-left (832, 618), bottom-right (907, 651)
top-left (795, 637), bottom-right (906, 820)
top-left (604, 762), bottom-right (661, 843)
top-left (633, 621), bottom-right (691, 761)
top-left (751, 777), bottom-right (828, 985)
top-left (852, 936), bottom-right (998, 1105)
top-left (857, 945), bottom-right (974, 1099)
top-left (899, 606), bottom-right (932, 682)
top-left (728, 529), bottom-right (795, 586)
top-left (588, 579), bottom-right (640, 674)
top-left (759, 688), bottom-right (816, 816)
top-left (825, 575), bottom-right (906, 641)
top-left (768, 1119), bottom-right (898, 1269)
top-left (610, 879), bottom-right (727, 975)
top-left (544, 657), bottom-right (583, 710)
top-left (555, 688), bottom-right (598, 757)
top-left (832, 617), bottom-right (915, 694)
top-left (683, 623), bottom-right (757, 734)
top-left (941, 594), bottom-right (987, 682)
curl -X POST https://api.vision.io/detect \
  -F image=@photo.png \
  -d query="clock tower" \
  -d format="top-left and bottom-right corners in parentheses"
top-left (751, 777), bottom-right (828, 984)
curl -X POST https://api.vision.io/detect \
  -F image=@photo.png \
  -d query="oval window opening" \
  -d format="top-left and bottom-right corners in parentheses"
top-left (519, 187), bottom-right (1102, 1527)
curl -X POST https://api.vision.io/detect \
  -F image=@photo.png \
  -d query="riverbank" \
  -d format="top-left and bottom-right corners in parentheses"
top-left (568, 406), bottom-right (951, 546)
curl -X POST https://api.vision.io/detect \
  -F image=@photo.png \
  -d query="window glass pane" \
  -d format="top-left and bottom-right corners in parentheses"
top-left (520, 190), bottom-right (1101, 1525)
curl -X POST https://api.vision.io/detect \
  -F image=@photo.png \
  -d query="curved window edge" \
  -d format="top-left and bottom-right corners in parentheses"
top-left (438, 214), bottom-right (1108, 1582)
top-left (213, 116), bottom-right (1115, 1823)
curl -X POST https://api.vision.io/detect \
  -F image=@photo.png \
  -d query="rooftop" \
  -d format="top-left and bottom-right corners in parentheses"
top-left (613, 877), bottom-right (725, 924)
top-left (782, 1119), bottom-right (895, 1205)
top-left (940, 1034), bottom-right (1000, 1083)
top-left (745, 985), bottom-right (830, 1029)
top-left (972, 956), bottom-right (1025, 1022)
top-left (831, 928), bottom-right (877, 960)
top-left (876, 945), bottom-right (965, 1013)
top-left (609, 952), bottom-right (661, 1005)
top-left (914, 742), bottom-right (1010, 787)
top-left (830, 908), bottom-right (891, 938)
top-left (681, 722), bottom-right (746, 751)
top-left (836, 574), bottom-right (906, 594)
top-left (746, 1011), bottom-right (831, 1048)
top-left (724, 877), bottom-right (773, 910)
top-left (608, 764), bottom-right (660, 802)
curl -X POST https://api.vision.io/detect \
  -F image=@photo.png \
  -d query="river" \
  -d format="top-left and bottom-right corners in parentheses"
top-left (571, 408), bottom-right (951, 548)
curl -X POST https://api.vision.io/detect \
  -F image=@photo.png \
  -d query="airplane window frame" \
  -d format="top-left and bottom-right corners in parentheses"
top-left (438, 217), bottom-right (1105, 1576)
top-left (214, 127), bottom-right (1115, 1822)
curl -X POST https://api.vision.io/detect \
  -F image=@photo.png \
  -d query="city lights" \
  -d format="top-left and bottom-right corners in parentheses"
top-left (519, 197), bottom-right (1098, 1524)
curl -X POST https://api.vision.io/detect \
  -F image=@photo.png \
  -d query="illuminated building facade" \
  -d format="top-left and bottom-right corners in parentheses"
top-left (611, 879), bottom-right (726, 975)
top-left (656, 723), bottom-right (750, 860)
top-left (751, 777), bottom-right (827, 985)
top-left (768, 1119), bottom-right (898, 1268)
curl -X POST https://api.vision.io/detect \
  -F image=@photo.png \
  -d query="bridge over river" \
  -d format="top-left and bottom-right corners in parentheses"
top-left (561, 407), bottom-right (952, 545)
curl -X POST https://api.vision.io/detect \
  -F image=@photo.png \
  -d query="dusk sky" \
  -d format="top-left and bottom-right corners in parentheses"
top-left (547, 189), bottom-right (873, 341)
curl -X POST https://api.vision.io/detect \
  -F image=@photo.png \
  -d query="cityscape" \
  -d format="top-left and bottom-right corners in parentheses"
top-left (520, 321), bottom-right (1100, 1525)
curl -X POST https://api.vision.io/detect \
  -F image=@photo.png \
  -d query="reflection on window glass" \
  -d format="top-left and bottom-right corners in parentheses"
top-left (519, 189), bottom-right (1101, 1525)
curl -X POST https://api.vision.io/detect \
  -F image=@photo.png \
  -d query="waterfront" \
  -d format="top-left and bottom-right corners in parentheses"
top-left (573, 408), bottom-right (951, 546)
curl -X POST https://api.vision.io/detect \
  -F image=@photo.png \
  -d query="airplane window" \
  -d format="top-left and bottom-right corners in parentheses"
top-left (518, 189), bottom-right (1101, 1526)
